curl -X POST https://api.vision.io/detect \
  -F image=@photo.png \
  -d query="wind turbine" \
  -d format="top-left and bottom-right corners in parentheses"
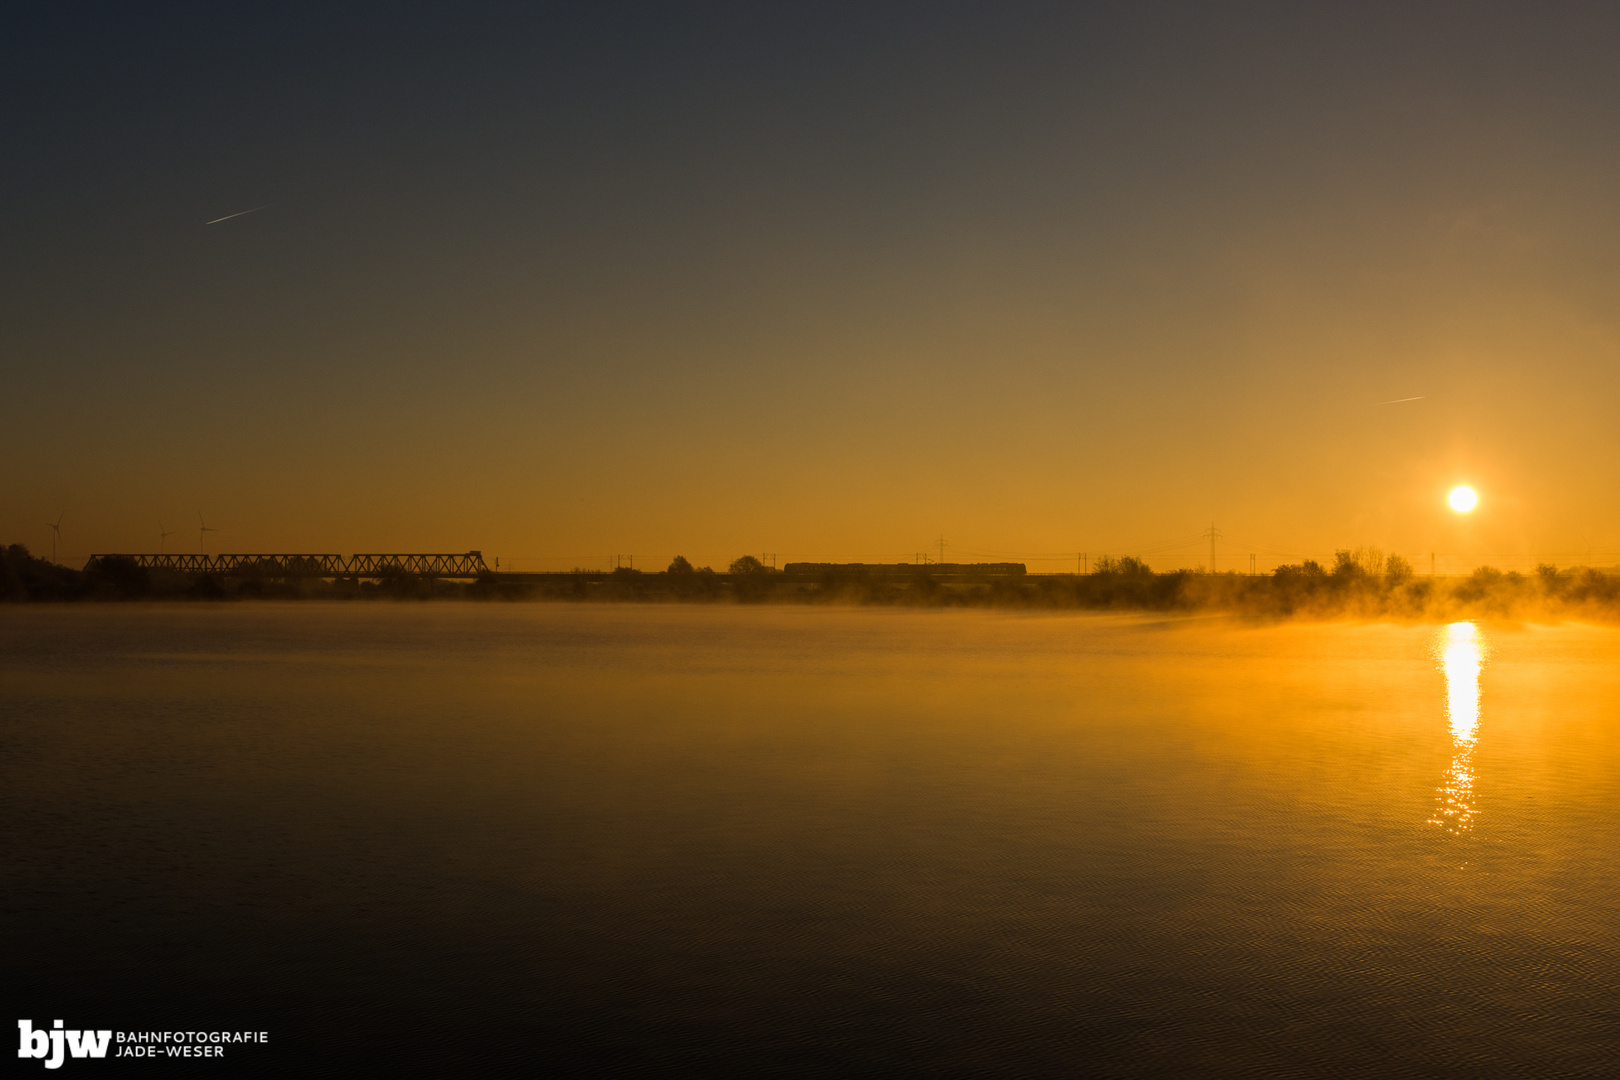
top-left (159, 520), bottom-right (175, 553)
top-left (198, 513), bottom-right (219, 555)
top-left (47, 512), bottom-right (64, 562)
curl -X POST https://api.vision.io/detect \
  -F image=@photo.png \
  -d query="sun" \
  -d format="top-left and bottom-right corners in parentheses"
top-left (1448, 485), bottom-right (1478, 512)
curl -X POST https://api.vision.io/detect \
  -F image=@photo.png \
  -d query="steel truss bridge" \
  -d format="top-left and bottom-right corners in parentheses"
top-left (86, 552), bottom-right (490, 579)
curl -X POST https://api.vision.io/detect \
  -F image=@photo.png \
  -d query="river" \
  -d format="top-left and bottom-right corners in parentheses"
top-left (4, 604), bottom-right (1617, 1075)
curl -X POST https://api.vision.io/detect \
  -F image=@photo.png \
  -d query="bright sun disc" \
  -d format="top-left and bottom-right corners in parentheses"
top-left (1449, 486), bottom-right (1478, 512)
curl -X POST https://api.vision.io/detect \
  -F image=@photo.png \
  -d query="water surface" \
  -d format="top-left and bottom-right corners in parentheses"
top-left (4, 605), bottom-right (1618, 1076)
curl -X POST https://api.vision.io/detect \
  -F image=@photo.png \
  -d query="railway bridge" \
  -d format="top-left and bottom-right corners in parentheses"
top-left (85, 552), bottom-right (490, 579)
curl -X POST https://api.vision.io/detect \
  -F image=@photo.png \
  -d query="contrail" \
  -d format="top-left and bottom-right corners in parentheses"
top-left (206, 204), bottom-right (270, 225)
top-left (1376, 396), bottom-right (1425, 405)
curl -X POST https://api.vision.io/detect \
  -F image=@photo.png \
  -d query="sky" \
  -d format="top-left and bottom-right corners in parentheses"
top-left (5, 1), bottom-right (1620, 572)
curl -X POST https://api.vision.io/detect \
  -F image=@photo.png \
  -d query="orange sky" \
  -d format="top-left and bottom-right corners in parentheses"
top-left (6, 4), bottom-right (1620, 572)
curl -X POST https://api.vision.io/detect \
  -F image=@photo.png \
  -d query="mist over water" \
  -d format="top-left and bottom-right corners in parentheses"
top-left (5, 605), bottom-right (1620, 1076)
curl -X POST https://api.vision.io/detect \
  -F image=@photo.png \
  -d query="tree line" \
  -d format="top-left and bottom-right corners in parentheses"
top-left (6, 542), bottom-right (1619, 620)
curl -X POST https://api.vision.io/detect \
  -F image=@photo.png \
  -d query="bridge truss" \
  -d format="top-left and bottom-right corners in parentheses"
top-left (86, 552), bottom-right (491, 579)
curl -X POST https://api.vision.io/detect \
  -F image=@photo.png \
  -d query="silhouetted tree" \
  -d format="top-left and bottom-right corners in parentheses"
top-left (0, 545), bottom-right (25, 601)
top-left (1093, 555), bottom-right (1151, 576)
top-left (668, 555), bottom-right (694, 574)
top-left (87, 555), bottom-right (150, 598)
top-left (728, 555), bottom-right (773, 601)
top-left (3, 543), bottom-right (84, 600)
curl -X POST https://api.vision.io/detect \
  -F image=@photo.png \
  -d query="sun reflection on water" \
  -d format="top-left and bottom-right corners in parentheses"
top-left (1431, 621), bottom-right (1485, 833)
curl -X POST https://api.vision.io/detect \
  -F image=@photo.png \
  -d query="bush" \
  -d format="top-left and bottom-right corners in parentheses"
top-left (1092, 555), bottom-right (1152, 576)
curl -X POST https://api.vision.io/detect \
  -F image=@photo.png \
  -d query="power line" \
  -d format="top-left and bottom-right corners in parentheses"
top-left (1202, 523), bottom-right (1223, 573)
